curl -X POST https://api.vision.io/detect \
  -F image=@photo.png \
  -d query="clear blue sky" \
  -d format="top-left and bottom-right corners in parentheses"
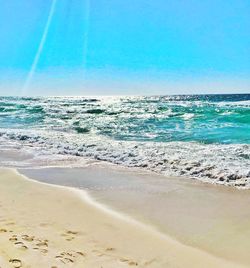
top-left (0, 0), bottom-right (249, 95)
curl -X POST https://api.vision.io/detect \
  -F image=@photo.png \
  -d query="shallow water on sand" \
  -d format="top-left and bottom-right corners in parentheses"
top-left (20, 164), bottom-right (250, 267)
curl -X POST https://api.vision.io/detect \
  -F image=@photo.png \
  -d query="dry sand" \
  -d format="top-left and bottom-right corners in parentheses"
top-left (0, 168), bottom-right (246, 268)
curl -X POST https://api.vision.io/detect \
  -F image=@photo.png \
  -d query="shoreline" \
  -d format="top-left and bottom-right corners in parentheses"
top-left (1, 130), bottom-right (249, 189)
top-left (19, 165), bottom-right (250, 266)
top-left (0, 168), bottom-right (245, 268)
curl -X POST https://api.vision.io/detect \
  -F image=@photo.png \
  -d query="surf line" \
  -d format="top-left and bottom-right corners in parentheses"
top-left (21, 0), bottom-right (58, 95)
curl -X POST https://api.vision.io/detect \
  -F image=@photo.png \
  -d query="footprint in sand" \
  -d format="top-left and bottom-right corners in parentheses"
top-left (1, 226), bottom-right (14, 233)
top-left (9, 235), bottom-right (18, 242)
top-left (33, 239), bottom-right (49, 254)
top-left (55, 252), bottom-right (75, 264)
top-left (21, 235), bottom-right (49, 254)
top-left (8, 235), bottom-right (28, 250)
top-left (61, 230), bottom-right (79, 241)
top-left (66, 230), bottom-right (78, 235)
top-left (120, 258), bottom-right (138, 266)
top-left (55, 251), bottom-right (86, 264)
top-left (21, 234), bottom-right (34, 242)
top-left (76, 251), bottom-right (86, 257)
top-left (13, 241), bottom-right (28, 251)
top-left (9, 234), bottom-right (49, 254)
top-left (33, 247), bottom-right (48, 254)
top-left (92, 248), bottom-right (139, 267)
top-left (9, 259), bottom-right (22, 268)
top-left (35, 240), bottom-right (48, 247)
top-left (105, 247), bottom-right (115, 252)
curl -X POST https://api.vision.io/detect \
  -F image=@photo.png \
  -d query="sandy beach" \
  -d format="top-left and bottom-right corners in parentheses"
top-left (1, 0), bottom-right (249, 265)
top-left (0, 168), bottom-right (246, 268)
top-left (21, 165), bottom-right (250, 265)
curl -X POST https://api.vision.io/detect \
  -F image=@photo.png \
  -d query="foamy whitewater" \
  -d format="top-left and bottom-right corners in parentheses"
top-left (0, 95), bottom-right (249, 187)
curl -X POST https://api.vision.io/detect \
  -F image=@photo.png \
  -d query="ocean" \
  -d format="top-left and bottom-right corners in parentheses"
top-left (0, 94), bottom-right (249, 187)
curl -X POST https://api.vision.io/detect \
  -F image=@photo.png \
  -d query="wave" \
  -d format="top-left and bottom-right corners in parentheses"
top-left (0, 129), bottom-right (249, 188)
top-left (0, 95), bottom-right (249, 188)
top-left (2, 95), bottom-right (250, 143)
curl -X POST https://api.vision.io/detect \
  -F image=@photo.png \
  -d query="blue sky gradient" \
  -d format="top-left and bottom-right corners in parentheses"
top-left (0, 0), bottom-right (249, 95)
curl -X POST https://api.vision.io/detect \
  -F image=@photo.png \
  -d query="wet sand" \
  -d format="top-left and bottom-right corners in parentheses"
top-left (21, 164), bottom-right (250, 267)
top-left (0, 168), bottom-right (244, 268)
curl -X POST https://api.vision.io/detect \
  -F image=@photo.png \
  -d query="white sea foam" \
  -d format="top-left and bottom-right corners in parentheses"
top-left (0, 128), bottom-right (249, 188)
top-left (0, 95), bottom-right (249, 188)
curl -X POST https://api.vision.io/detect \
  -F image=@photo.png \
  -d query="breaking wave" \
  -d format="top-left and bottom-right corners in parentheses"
top-left (0, 94), bottom-right (249, 188)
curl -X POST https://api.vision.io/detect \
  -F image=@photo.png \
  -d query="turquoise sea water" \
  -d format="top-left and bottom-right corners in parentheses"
top-left (0, 94), bottom-right (250, 144)
top-left (0, 94), bottom-right (249, 187)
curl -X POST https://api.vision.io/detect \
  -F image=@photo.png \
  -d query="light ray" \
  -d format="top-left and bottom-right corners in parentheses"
top-left (21, 0), bottom-right (57, 95)
top-left (83, 0), bottom-right (90, 78)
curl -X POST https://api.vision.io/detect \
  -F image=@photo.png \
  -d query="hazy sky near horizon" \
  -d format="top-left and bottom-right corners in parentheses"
top-left (0, 0), bottom-right (249, 95)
